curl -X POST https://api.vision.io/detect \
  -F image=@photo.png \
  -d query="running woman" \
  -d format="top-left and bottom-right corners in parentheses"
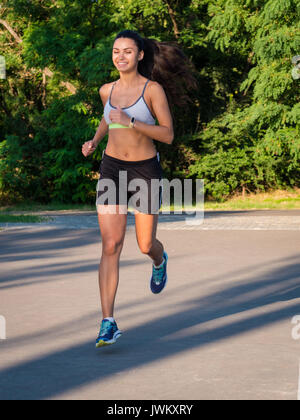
top-left (82, 30), bottom-right (197, 348)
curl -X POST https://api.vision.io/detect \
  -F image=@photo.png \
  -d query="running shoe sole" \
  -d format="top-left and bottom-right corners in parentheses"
top-left (96, 330), bottom-right (122, 348)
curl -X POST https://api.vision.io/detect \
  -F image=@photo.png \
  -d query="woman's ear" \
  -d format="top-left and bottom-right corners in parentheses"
top-left (138, 50), bottom-right (144, 62)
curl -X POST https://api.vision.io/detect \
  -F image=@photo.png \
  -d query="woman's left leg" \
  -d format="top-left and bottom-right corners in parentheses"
top-left (134, 211), bottom-right (164, 266)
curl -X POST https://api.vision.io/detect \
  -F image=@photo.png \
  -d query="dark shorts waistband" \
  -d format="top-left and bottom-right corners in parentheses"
top-left (102, 150), bottom-right (160, 166)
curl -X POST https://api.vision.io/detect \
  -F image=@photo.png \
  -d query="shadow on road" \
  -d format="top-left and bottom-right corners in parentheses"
top-left (0, 247), bottom-right (300, 399)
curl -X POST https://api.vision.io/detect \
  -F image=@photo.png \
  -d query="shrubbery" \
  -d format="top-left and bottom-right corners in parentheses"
top-left (0, 0), bottom-right (299, 204)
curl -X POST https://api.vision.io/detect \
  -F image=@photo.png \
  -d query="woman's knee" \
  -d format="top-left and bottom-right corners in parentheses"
top-left (102, 237), bottom-right (124, 256)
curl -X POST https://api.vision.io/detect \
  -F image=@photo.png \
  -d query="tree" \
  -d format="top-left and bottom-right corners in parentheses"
top-left (189, 0), bottom-right (300, 199)
top-left (0, 0), bottom-right (299, 205)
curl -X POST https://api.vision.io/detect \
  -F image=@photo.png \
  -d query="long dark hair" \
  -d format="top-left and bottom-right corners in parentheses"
top-left (114, 30), bottom-right (198, 111)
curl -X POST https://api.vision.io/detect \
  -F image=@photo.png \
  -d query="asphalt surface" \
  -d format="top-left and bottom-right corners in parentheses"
top-left (0, 209), bottom-right (300, 400)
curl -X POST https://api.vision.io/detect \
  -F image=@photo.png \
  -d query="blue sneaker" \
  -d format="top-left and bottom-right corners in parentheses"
top-left (150, 251), bottom-right (168, 294)
top-left (96, 319), bottom-right (122, 348)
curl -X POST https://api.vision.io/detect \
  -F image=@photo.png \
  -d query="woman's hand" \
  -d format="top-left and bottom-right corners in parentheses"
top-left (82, 140), bottom-right (97, 157)
top-left (109, 105), bottom-right (131, 126)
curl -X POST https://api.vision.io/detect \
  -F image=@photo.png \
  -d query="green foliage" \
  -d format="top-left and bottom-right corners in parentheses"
top-left (190, 0), bottom-right (300, 199)
top-left (0, 0), bottom-right (299, 205)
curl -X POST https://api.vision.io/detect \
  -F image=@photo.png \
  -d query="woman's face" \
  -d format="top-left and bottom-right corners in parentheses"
top-left (112, 37), bottom-right (144, 73)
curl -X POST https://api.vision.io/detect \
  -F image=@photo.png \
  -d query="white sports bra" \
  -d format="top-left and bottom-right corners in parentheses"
top-left (103, 79), bottom-right (156, 129)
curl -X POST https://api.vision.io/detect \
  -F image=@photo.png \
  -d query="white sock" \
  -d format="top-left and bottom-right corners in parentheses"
top-left (154, 256), bottom-right (165, 269)
top-left (103, 317), bottom-right (115, 323)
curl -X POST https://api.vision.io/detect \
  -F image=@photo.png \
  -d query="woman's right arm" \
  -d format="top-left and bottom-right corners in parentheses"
top-left (91, 116), bottom-right (108, 148)
top-left (92, 84), bottom-right (110, 147)
top-left (82, 84), bottom-right (109, 157)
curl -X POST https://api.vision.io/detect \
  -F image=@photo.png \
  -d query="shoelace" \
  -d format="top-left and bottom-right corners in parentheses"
top-left (153, 260), bottom-right (165, 285)
top-left (98, 321), bottom-right (112, 339)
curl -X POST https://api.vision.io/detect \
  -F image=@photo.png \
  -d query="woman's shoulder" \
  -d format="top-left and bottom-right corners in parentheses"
top-left (99, 80), bottom-right (119, 105)
top-left (99, 81), bottom-right (117, 96)
top-left (147, 80), bottom-right (166, 98)
top-left (147, 80), bottom-right (163, 89)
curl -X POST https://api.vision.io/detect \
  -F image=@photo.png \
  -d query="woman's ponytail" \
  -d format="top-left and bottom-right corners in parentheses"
top-left (114, 31), bottom-right (198, 110)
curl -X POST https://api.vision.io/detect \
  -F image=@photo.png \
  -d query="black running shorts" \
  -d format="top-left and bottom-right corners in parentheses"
top-left (96, 150), bottom-right (163, 214)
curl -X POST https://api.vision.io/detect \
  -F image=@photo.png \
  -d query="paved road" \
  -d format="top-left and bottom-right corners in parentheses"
top-left (1, 209), bottom-right (300, 230)
top-left (0, 210), bottom-right (300, 400)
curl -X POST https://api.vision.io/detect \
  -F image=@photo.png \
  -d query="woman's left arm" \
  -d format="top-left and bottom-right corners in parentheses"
top-left (109, 82), bottom-right (174, 145)
top-left (133, 82), bottom-right (174, 144)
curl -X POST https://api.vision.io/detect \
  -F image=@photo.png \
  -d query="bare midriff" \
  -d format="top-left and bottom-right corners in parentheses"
top-left (105, 129), bottom-right (157, 161)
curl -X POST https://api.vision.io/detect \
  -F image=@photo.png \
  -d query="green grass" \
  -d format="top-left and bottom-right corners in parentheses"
top-left (164, 188), bottom-right (300, 211)
top-left (1, 189), bottom-right (300, 214)
top-left (0, 214), bottom-right (52, 223)
top-left (0, 201), bottom-right (95, 213)
top-left (203, 189), bottom-right (300, 211)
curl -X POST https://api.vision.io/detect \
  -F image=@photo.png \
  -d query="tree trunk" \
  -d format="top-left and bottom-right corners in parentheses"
top-left (164, 1), bottom-right (180, 39)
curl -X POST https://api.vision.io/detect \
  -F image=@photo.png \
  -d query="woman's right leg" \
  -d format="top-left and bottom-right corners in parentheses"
top-left (97, 205), bottom-right (128, 319)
